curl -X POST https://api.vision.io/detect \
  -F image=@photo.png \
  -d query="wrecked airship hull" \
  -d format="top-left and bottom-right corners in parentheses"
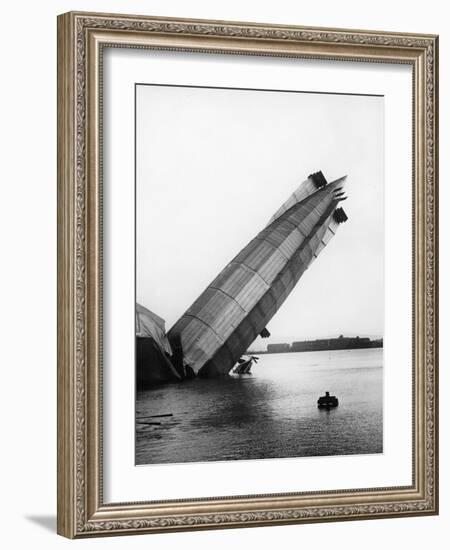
top-left (167, 171), bottom-right (348, 378)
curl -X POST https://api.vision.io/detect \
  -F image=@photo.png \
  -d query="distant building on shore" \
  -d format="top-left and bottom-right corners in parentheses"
top-left (259, 335), bottom-right (383, 355)
top-left (267, 343), bottom-right (291, 353)
top-left (370, 339), bottom-right (383, 348)
top-left (291, 335), bottom-right (382, 352)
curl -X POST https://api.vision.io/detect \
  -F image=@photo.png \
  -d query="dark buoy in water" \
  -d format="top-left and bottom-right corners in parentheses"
top-left (317, 391), bottom-right (339, 408)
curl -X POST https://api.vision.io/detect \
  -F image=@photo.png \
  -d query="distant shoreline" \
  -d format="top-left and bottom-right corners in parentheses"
top-left (249, 336), bottom-right (383, 355)
top-left (249, 346), bottom-right (383, 355)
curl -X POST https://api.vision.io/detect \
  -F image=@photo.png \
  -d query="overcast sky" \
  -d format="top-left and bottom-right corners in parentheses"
top-left (136, 84), bottom-right (384, 346)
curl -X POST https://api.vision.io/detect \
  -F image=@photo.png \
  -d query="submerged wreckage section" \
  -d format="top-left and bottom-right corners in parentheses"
top-left (137, 171), bottom-right (348, 387)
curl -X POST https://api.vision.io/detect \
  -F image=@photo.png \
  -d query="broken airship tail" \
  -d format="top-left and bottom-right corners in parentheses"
top-left (266, 171), bottom-right (346, 226)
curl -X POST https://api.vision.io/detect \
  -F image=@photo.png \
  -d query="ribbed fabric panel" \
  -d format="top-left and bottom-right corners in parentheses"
top-left (186, 288), bottom-right (244, 336)
top-left (266, 177), bottom-right (317, 226)
top-left (211, 263), bottom-right (269, 312)
top-left (175, 317), bottom-right (223, 367)
top-left (309, 216), bottom-right (339, 266)
top-left (258, 223), bottom-right (305, 258)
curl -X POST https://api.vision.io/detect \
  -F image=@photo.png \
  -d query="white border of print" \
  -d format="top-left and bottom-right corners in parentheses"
top-left (102, 48), bottom-right (412, 504)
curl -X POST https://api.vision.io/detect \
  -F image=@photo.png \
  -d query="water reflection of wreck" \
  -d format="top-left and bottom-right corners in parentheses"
top-left (137, 171), bottom-right (348, 387)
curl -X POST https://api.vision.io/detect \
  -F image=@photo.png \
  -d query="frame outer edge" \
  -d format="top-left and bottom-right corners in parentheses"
top-left (431, 35), bottom-right (439, 514)
top-left (57, 12), bottom-right (77, 539)
top-left (56, 11), bottom-right (439, 537)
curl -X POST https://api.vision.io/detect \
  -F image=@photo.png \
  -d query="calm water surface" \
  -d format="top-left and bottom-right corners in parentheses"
top-left (136, 348), bottom-right (383, 465)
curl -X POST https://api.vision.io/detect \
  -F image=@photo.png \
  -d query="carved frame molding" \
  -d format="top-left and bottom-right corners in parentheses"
top-left (57, 12), bottom-right (438, 538)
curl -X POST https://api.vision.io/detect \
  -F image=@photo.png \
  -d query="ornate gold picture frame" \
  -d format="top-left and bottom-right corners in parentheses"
top-left (57, 11), bottom-right (438, 538)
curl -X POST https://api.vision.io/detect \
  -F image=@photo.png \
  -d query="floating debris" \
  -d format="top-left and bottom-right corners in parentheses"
top-left (317, 391), bottom-right (339, 408)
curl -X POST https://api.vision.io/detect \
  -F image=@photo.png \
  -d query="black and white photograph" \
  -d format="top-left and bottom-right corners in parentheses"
top-left (135, 83), bottom-right (384, 465)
